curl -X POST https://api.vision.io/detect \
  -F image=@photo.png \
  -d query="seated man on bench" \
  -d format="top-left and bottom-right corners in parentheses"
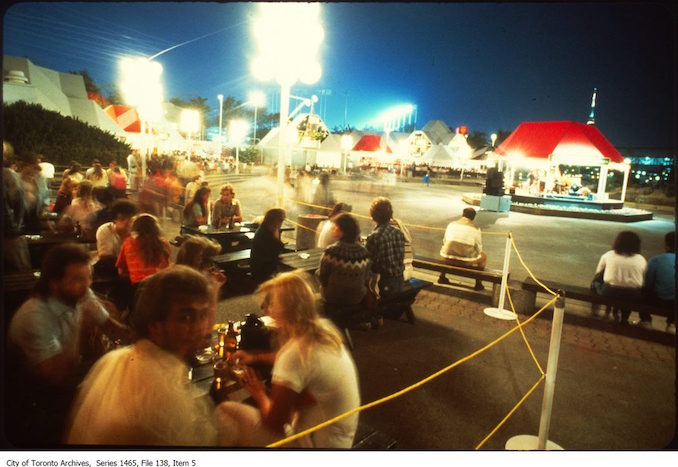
top-left (439, 207), bottom-right (487, 291)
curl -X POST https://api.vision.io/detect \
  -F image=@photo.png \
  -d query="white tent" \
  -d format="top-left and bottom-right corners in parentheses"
top-left (420, 143), bottom-right (455, 167)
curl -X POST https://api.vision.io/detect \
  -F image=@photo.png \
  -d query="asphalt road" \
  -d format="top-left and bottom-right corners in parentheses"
top-left (221, 175), bottom-right (675, 288)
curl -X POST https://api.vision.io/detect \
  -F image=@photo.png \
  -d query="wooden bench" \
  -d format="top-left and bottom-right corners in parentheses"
top-left (412, 255), bottom-right (505, 293)
top-left (521, 277), bottom-right (671, 321)
top-left (379, 277), bottom-right (433, 324)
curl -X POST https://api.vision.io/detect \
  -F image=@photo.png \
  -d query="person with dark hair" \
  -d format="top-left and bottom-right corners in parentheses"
top-left (250, 208), bottom-right (286, 283)
top-left (642, 231), bottom-right (675, 333)
top-left (182, 186), bottom-right (211, 227)
top-left (365, 197), bottom-right (405, 299)
top-left (65, 266), bottom-right (229, 446)
top-left (592, 230), bottom-right (647, 324)
top-left (318, 213), bottom-right (371, 327)
top-left (183, 174), bottom-right (202, 205)
top-left (116, 214), bottom-right (171, 285)
top-left (94, 199), bottom-right (138, 277)
top-left (88, 186), bottom-right (116, 236)
top-left (439, 207), bottom-right (487, 290)
top-left (7, 243), bottom-right (129, 446)
top-left (315, 202), bottom-right (352, 248)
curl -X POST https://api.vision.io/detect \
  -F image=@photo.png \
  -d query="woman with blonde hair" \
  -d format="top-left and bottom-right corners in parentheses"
top-left (217, 270), bottom-right (360, 448)
top-left (116, 214), bottom-right (171, 285)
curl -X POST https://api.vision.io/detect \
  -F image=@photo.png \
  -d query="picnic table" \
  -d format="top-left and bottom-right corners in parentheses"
top-left (277, 248), bottom-right (324, 275)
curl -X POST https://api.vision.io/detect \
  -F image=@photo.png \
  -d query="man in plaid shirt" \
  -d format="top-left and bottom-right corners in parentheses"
top-left (365, 197), bottom-right (405, 299)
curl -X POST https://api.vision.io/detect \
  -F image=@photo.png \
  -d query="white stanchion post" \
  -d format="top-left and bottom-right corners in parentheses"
top-left (484, 232), bottom-right (517, 320)
top-left (505, 293), bottom-right (565, 451)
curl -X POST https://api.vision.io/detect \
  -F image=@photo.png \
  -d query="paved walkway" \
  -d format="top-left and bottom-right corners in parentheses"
top-left (156, 184), bottom-right (676, 450)
top-left (212, 277), bottom-right (676, 450)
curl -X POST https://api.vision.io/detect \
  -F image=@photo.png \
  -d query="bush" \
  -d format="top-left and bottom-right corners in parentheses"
top-left (3, 101), bottom-right (131, 165)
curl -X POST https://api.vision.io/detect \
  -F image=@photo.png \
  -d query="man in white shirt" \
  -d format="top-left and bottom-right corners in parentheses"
top-left (7, 244), bottom-right (130, 446)
top-left (439, 207), bottom-right (487, 290)
top-left (66, 266), bottom-right (229, 447)
top-left (94, 199), bottom-right (138, 277)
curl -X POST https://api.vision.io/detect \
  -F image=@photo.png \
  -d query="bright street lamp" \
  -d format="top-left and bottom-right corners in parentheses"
top-left (180, 109), bottom-right (201, 148)
top-left (251, 3), bottom-right (324, 207)
top-left (119, 56), bottom-right (164, 183)
top-left (217, 94), bottom-right (224, 157)
top-left (229, 119), bottom-right (249, 175)
top-left (491, 133), bottom-right (498, 148)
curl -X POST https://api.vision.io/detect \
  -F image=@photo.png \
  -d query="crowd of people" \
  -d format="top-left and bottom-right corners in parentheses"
top-left (4, 138), bottom-right (675, 448)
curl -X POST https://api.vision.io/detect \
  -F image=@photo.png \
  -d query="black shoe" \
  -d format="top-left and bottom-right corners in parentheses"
top-left (438, 275), bottom-right (451, 285)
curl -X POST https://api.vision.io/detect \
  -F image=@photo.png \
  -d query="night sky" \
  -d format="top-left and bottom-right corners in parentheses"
top-left (3, 2), bottom-right (675, 148)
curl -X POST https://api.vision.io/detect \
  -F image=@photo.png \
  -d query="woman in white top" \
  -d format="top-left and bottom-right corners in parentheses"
top-left (315, 202), bottom-right (352, 248)
top-left (216, 271), bottom-right (360, 448)
top-left (593, 230), bottom-right (647, 324)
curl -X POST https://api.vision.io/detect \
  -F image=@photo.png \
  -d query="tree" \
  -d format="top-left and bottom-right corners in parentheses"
top-left (103, 82), bottom-right (123, 105)
top-left (72, 69), bottom-right (101, 94)
top-left (467, 131), bottom-right (489, 149)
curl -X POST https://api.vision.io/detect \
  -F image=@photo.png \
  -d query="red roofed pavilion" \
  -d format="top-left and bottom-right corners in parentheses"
top-left (352, 134), bottom-right (392, 153)
top-left (493, 121), bottom-right (631, 203)
top-left (495, 121), bottom-right (623, 164)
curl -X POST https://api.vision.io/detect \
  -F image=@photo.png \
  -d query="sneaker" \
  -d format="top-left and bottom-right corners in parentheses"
top-left (437, 275), bottom-right (451, 285)
top-left (667, 323), bottom-right (676, 335)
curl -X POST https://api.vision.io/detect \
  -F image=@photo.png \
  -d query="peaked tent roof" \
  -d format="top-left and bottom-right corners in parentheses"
top-left (495, 121), bottom-right (623, 163)
top-left (421, 120), bottom-right (454, 145)
top-left (352, 134), bottom-right (392, 153)
top-left (421, 144), bottom-right (455, 167)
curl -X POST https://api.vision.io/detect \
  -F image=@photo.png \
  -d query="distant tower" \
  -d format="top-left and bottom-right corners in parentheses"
top-left (587, 87), bottom-right (597, 125)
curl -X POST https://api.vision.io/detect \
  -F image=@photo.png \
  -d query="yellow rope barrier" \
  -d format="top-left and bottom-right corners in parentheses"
top-left (510, 235), bottom-right (558, 296)
top-left (285, 217), bottom-right (317, 233)
top-left (506, 286), bottom-right (546, 375)
top-left (266, 295), bottom-right (558, 448)
top-left (474, 374), bottom-right (546, 450)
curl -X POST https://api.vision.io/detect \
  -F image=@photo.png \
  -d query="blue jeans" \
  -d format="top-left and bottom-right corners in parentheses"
top-left (594, 282), bottom-right (642, 323)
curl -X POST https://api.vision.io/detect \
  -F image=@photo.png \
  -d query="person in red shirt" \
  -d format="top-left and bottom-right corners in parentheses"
top-left (116, 214), bottom-right (171, 285)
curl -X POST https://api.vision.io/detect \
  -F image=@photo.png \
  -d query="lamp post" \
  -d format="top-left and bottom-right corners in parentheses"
top-left (251, 3), bottom-right (324, 207)
top-left (248, 91), bottom-right (266, 146)
top-left (229, 119), bottom-right (249, 175)
top-left (119, 56), bottom-right (165, 185)
top-left (217, 94), bottom-right (224, 157)
top-left (341, 134), bottom-right (353, 175)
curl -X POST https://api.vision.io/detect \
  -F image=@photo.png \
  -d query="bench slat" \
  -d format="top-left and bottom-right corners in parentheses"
top-left (413, 256), bottom-right (504, 283)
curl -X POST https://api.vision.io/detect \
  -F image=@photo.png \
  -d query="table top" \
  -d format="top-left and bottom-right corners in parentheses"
top-left (181, 224), bottom-right (256, 236)
top-left (278, 248), bottom-right (324, 274)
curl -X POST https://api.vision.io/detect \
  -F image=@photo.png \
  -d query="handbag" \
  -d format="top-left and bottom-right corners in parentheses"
top-left (590, 270), bottom-right (604, 293)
